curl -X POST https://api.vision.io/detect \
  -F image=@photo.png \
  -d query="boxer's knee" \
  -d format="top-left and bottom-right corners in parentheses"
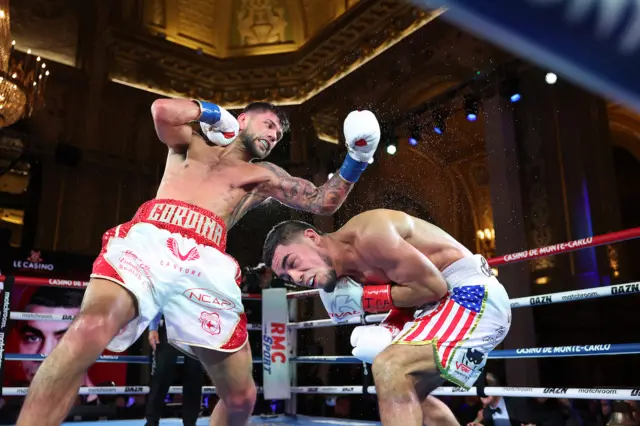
top-left (222, 381), bottom-right (257, 415)
top-left (63, 311), bottom-right (119, 356)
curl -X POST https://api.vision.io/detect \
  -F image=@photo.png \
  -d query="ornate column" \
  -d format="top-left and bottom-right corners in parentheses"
top-left (514, 69), bottom-right (622, 290)
top-left (483, 93), bottom-right (539, 386)
top-left (76, 0), bottom-right (112, 151)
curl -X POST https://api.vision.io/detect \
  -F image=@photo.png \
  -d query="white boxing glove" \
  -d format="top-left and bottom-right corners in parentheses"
top-left (194, 100), bottom-right (239, 146)
top-left (351, 325), bottom-right (393, 364)
top-left (319, 277), bottom-right (364, 324)
top-left (343, 110), bottom-right (380, 163)
top-left (337, 110), bottom-right (381, 183)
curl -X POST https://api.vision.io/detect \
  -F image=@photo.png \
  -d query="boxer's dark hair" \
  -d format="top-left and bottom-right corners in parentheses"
top-left (243, 102), bottom-right (290, 135)
top-left (263, 220), bottom-right (324, 268)
top-left (28, 286), bottom-right (84, 308)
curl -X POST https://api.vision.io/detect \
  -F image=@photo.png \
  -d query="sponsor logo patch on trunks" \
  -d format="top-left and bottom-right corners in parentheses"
top-left (166, 237), bottom-right (200, 262)
top-left (184, 288), bottom-right (236, 310)
top-left (200, 311), bottom-right (222, 336)
top-left (159, 260), bottom-right (202, 277)
top-left (448, 347), bottom-right (487, 388)
top-left (148, 203), bottom-right (224, 247)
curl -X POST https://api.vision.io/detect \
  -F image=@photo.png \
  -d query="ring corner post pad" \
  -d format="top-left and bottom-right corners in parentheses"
top-left (0, 275), bottom-right (15, 396)
top-left (262, 288), bottom-right (291, 400)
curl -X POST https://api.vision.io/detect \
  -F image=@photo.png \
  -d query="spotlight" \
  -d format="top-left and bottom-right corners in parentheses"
top-left (407, 122), bottom-right (421, 146)
top-left (501, 77), bottom-right (521, 103)
top-left (545, 72), bottom-right (557, 84)
top-left (464, 95), bottom-right (479, 122)
top-left (368, 157), bottom-right (374, 164)
top-left (328, 173), bottom-right (334, 179)
top-left (432, 110), bottom-right (446, 134)
top-left (386, 144), bottom-right (397, 155)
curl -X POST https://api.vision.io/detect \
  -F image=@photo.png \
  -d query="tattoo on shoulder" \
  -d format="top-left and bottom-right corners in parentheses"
top-left (255, 162), bottom-right (354, 214)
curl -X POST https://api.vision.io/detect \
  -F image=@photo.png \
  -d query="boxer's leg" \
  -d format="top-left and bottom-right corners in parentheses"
top-left (17, 278), bottom-right (137, 426)
top-left (372, 344), bottom-right (458, 426)
top-left (420, 396), bottom-right (459, 426)
top-left (192, 343), bottom-right (256, 426)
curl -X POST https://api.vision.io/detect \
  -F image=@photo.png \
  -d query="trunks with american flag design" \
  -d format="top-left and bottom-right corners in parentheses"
top-left (392, 255), bottom-right (511, 389)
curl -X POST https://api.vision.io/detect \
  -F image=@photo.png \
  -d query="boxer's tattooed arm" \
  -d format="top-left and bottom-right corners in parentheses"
top-left (255, 162), bottom-right (354, 215)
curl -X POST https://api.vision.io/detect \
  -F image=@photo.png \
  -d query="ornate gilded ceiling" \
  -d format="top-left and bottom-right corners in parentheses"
top-left (142, 0), bottom-right (364, 58)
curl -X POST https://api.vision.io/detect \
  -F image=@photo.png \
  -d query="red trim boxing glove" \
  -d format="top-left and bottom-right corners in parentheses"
top-left (362, 284), bottom-right (396, 313)
top-left (379, 308), bottom-right (415, 338)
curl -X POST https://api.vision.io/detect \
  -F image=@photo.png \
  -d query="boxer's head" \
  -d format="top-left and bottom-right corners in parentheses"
top-left (263, 220), bottom-right (337, 290)
top-left (237, 102), bottom-right (290, 159)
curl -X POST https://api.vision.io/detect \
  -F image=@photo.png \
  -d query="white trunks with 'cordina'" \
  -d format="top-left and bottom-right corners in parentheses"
top-left (91, 199), bottom-right (246, 355)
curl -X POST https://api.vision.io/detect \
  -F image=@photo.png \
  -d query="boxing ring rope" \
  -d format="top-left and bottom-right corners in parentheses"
top-left (6, 341), bottom-right (640, 365)
top-left (2, 385), bottom-right (639, 401)
top-left (2, 226), bottom-right (640, 412)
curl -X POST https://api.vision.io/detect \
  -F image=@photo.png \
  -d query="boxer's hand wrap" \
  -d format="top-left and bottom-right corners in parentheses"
top-left (350, 325), bottom-right (393, 364)
top-left (339, 110), bottom-right (380, 182)
top-left (193, 100), bottom-right (239, 146)
top-left (319, 277), bottom-right (365, 324)
top-left (362, 284), bottom-right (396, 313)
top-left (194, 100), bottom-right (222, 124)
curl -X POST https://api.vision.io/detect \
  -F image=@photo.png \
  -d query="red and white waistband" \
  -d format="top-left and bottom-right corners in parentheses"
top-left (131, 199), bottom-right (228, 252)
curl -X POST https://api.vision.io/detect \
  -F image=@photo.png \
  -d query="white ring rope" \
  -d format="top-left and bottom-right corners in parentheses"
top-left (288, 281), bottom-right (640, 328)
top-left (7, 312), bottom-right (262, 331)
top-left (10, 280), bottom-right (640, 331)
top-left (3, 386), bottom-right (638, 400)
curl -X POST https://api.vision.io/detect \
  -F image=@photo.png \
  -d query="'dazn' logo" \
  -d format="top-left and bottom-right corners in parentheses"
top-left (199, 311), bottom-right (221, 336)
top-left (166, 238), bottom-right (200, 262)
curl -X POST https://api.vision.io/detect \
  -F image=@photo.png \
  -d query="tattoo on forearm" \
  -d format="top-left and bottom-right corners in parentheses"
top-left (257, 163), bottom-right (353, 214)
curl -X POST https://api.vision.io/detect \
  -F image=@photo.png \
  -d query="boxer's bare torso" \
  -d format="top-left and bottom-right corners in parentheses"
top-left (331, 209), bottom-right (474, 286)
top-left (157, 128), bottom-right (349, 228)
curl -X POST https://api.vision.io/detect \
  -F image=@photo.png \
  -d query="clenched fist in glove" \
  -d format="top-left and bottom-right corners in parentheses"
top-left (338, 110), bottom-right (381, 183)
top-left (350, 308), bottom-right (414, 364)
top-left (193, 100), bottom-right (239, 146)
top-left (319, 277), bottom-right (365, 324)
top-left (319, 277), bottom-right (401, 325)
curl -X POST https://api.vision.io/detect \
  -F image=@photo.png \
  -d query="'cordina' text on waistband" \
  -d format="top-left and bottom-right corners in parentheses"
top-left (147, 203), bottom-right (224, 247)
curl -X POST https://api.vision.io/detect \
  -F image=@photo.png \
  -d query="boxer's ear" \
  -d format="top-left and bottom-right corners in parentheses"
top-left (237, 112), bottom-right (248, 131)
top-left (303, 228), bottom-right (320, 243)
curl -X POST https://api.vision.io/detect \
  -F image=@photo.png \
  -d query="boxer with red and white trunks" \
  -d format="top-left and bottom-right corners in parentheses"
top-left (17, 99), bottom-right (381, 426)
top-left (262, 209), bottom-right (511, 426)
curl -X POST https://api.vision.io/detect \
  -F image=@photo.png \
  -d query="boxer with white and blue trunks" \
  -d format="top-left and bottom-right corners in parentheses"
top-left (263, 209), bottom-right (512, 426)
top-left (17, 99), bottom-right (381, 426)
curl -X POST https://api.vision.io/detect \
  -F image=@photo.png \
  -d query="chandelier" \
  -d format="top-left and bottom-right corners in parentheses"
top-left (0, 1), bottom-right (49, 128)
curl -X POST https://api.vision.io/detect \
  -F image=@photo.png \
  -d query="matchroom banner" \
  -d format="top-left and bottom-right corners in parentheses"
top-left (261, 288), bottom-right (291, 400)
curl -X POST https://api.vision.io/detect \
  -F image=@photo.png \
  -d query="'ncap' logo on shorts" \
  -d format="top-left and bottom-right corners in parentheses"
top-left (184, 288), bottom-right (236, 310)
top-left (166, 237), bottom-right (200, 262)
top-left (199, 311), bottom-right (222, 336)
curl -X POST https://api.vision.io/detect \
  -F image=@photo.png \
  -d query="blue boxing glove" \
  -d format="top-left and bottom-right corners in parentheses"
top-left (193, 100), bottom-right (239, 146)
top-left (338, 110), bottom-right (380, 182)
